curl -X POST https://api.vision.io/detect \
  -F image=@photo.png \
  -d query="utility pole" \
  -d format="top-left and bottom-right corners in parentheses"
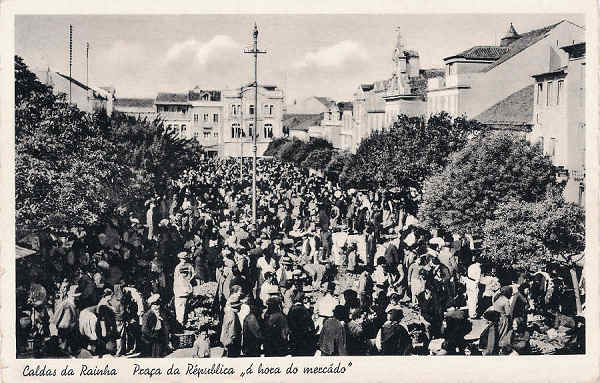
top-left (86, 42), bottom-right (89, 108)
top-left (69, 25), bottom-right (72, 104)
top-left (240, 86), bottom-right (243, 180)
top-left (244, 23), bottom-right (266, 228)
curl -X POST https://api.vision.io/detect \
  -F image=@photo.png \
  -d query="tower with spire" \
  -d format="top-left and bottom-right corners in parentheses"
top-left (500, 22), bottom-right (520, 47)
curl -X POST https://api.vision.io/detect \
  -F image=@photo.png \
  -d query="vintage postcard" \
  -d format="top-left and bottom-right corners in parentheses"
top-left (1, 1), bottom-right (598, 382)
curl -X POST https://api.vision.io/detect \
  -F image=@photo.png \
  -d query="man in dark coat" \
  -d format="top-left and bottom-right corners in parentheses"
top-left (318, 305), bottom-right (349, 356)
top-left (263, 297), bottom-right (289, 356)
top-left (242, 300), bottom-right (264, 357)
top-left (287, 291), bottom-right (316, 356)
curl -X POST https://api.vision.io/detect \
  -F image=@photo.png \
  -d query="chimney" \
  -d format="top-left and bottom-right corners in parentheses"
top-left (500, 22), bottom-right (520, 47)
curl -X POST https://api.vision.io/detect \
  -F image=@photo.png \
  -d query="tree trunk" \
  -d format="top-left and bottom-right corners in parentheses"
top-left (569, 267), bottom-right (582, 315)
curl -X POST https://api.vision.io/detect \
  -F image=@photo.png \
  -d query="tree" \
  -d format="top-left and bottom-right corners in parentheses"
top-left (15, 55), bottom-right (203, 235)
top-left (340, 112), bottom-right (479, 213)
top-left (264, 137), bottom-right (288, 156)
top-left (325, 150), bottom-right (352, 175)
top-left (482, 192), bottom-right (585, 313)
top-left (418, 132), bottom-right (559, 237)
top-left (277, 138), bottom-right (306, 162)
top-left (301, 148), bottom-right (334, 170)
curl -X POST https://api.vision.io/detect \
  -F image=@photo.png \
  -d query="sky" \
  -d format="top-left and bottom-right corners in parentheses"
top-left (15, 14), bottom-right (584, 104)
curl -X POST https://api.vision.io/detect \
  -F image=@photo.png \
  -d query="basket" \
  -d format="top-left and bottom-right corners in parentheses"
top-left (172, 331), bottom-right (196, 349)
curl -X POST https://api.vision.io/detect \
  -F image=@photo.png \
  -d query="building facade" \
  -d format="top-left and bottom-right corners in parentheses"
top-left (528, 42), bottom-right (586, 205)
top-left (114, 98), bottom-right (156, 119)
top-left (34, 67), bottom-right (115, 115)
top-left (221, 84), bottom-right (284, 157)
top-left (154, 88), bottom-right (223, 157)
top-left (427, 20), bottom-right (584, 119)
top-left (352, 30), bottom-right (442, 151)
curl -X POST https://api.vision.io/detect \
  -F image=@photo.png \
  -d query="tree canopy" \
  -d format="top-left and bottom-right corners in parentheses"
top-left (417, 132), bottom-right (559, 237)
top-left (15, 55), bottom-right (203, 236)
top-left (340, 112), bottom-right (480, 213)
top-left (482, 192), bottom-right (585, 270)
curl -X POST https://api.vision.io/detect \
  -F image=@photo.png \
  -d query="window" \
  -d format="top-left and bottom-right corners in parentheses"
top-left (538, 136), bottom-right (544, 153)
top-left (193, 132), bottom-right (199, 138)
top-left (547, 81), bottom-right (553, 106)
top-left (549, 137), bottom-right (557, 158)
top-left (174, 124), bottom-right (179, 134)
top-left (232, 105), bottom-right (237, 115)
top-left (269, 105), bottom-right (274, 115)
top-left (181, 124), bottom-right (186, 132)
top-left (232, 123), bottom-right (240, 138)
top-left (578, 185), bottom-right (585, 207)
top-left (537, 83), bottom-right (543, 105)
top-left (249, 123), bottom-right (254, 138)
top-left (264, 104), bottom-right (269, 114)
top-left (194, 114), bottom-right (198, 123)
top-left (203, 132), bottom-right (210, 139)
top-left (249, 105), bottom-right (255, 115)
top-left (202, 94), bottom-right (209, 101)
top-left (203, 113), bottom-right (208, 122)
top-left (264, 123), bottom-right (273, 138)
top-left (213, 113), bottom-right (219, 123)
top-left (214, 132), bottom-right (218, 137)
top-left (328, 111), bottom-right (332, 120)
top-left (557, 80), bottom-right (563, 105)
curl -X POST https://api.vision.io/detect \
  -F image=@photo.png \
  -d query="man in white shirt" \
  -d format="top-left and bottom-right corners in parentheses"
top-left (173, 252), bottom-right (193, 325)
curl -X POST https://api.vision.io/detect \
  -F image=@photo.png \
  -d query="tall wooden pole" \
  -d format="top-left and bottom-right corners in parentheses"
top-left (244, 23), bottom-right (266, 228)
top-left (69, 25), bottom-right (72, 104)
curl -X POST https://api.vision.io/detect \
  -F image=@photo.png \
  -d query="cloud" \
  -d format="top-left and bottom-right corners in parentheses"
top-left (294, 40), bottom-right (368, 70)
top-left (164, 35), bottom-right (239, 66)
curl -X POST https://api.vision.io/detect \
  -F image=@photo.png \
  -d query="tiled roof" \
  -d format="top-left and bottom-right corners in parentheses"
top-left (474, 84), bottom-right (534, 130)
top-left (445, 46), bottom-right (510, 61)
top-left (155, 92), bottom-right (189, 104)
top-left (115, 98), bottom-right (155, 108)
top-left (283, 113), bottom-right (322, 132)
top-left (56, 72), bottom-right (91, 92)
top-left (484, 21), bottom-right (564, 72)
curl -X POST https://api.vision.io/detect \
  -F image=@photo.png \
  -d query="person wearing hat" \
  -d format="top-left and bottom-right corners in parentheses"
top-left (52, 284), bottom-right (81, 354)
top-left (242, 298), bottom-right (265, 357)
top-left (173, 251), bottom-right (193, 326)
top-left (141, 294), bottom-right (169, 357)
top-left (287, 289), bottom-right (316, 356)
top-left (263, 296), bottom-right (290, 357)
top-left (376, 308), bottom-right (411, 355)
top-left (259, 272), bottom-right (280, 305)
top-left (318, 305), bottom-right (349, 356)
top-left (220, 293), bottom-right (243, 357)
top-left (315, 281), bottom-right (338, 333)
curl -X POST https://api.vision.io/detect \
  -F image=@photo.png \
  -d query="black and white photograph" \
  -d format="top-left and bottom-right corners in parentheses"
top-left (2, 2), bottom-right (599, 382)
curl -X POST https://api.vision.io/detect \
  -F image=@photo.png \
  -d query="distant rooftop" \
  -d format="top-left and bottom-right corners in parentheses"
top-left (115, 98), bottom-right (155, 108)
top-left (474, 84), bottom-right (534, 130)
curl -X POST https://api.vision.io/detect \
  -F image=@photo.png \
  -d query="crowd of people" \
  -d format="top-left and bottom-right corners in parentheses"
top-left (16, 158), bottom-right (586, 358)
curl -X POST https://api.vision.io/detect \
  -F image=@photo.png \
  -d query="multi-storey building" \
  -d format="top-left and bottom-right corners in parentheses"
top-left (528, 42), bottom-right (586, 205)
top-left (221, 84), bottom-right (284, 157)
top-left (154, 87), bottom-right (223, 157)
top-left (34, 67), bottom-right (115, 115)
top-left (427, 20), bottom-right (584, 119)
top-left (352, 30), bottom-right (443, 151)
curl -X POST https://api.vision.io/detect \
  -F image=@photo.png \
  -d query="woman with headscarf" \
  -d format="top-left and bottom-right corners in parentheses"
top-left (491, 286), bottom-right (513, 347)
top-left (141, 294), bottom-right (170, 357)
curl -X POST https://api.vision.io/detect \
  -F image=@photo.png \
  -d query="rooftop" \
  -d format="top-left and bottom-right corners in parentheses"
top-left (115, 98), bottom-right (155, 108)
top-left (474, 84), bottom-right (534, 130)
top-left (484, 21), bottom-right (568, 72)
top-left (283, 113), bottom-right (322, 132)
top-left (155, 92), bottom-right (189, 104)
top-left (445, 45), bottom-right (510, 61)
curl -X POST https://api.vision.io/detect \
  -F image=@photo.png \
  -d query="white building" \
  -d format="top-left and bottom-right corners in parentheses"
top-left (221, 84), bottom-right (284, 157)
top-left (427, 20), bottom-right (584, 119)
